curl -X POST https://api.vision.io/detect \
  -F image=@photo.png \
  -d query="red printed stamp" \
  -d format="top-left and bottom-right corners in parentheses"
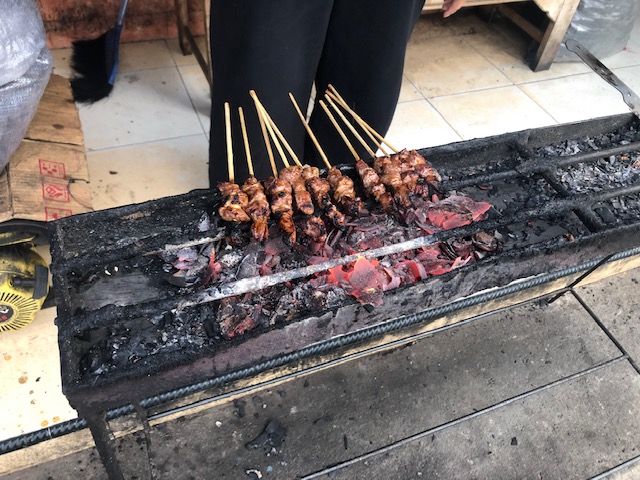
top-left (39, 159), bottom-right (66, 178)
top-left (42, 180), bottom-right (70, 203)
top-left (45, 207), bottom-right (73, 221)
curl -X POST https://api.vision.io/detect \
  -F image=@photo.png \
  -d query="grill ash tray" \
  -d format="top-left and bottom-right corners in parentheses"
top-left (50, 113), bottom-right (640, 411)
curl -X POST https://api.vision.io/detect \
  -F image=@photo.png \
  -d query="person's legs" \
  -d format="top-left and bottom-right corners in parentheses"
top-left (209, 0), bottom-right (333, 185)
top-left (306, 0), bottom-right (424, 166)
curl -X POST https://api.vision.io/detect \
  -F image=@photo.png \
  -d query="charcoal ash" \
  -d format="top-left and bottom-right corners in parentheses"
top-left (558, 152), bottom-right (640, 194)
top-left (79, 304), bottom-right (215, 376)
top-left (535, 124), bottom-right (640, 157)
top-left (460, 175), bottom-right (557, 217)
top-left (595, 194), bottom-right (640, 226)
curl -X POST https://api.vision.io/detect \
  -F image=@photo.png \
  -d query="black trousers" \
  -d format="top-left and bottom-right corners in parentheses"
top-left (209, 0), bottom-right (424, 186)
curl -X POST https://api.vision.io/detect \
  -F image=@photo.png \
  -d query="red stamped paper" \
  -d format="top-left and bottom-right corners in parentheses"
top-left (45, 207), bottom-right (73, 221)
top-left (39, 159), bottom-right (66, 178)
top-left (42, 180), bottom-right (70, 202)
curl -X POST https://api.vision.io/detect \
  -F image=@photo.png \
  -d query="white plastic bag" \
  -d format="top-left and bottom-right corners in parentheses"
top-left (0, 0), bottom-right (53, 171)
top-left (558, 0), bottom-right (640, 61)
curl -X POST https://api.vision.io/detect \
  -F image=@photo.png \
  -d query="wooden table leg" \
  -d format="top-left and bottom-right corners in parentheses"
top-left (532, 0), bottom-right (581, 71)
top-left (175, 0), bottom-right (192, 56)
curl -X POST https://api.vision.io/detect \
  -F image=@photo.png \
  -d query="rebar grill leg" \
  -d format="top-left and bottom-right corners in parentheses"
top-left (82, 410), bottom-right (125, 480)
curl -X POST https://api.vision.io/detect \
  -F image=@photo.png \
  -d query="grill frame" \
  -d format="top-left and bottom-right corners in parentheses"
top-left (50, 112), bottom-right (640, 413)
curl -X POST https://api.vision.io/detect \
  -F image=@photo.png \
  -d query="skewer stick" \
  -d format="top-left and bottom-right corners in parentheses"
top-left (224, 102), bottom-right (234, 182)
top-left (327, 84), bottom-right (399, 154)
top-left (326, 91), bottom-right (390, 156)
top-left (289, 92), bottom-right (331, 170)
top-left (238, 106), bottom-right (253, 177)
top-left (253, 96), bottom-right (278, 177)
top-left (318, 99), bottom-right (359, 161)
top-left (249, 90), bottom-right (297, 168)
top-left (325, 94), bottom-right (376, 158)
top-left (261, 104), bottom-right (290, 169)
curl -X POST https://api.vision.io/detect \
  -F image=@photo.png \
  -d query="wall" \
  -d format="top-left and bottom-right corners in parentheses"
top-left (36, 0), bottom-right (206, 49)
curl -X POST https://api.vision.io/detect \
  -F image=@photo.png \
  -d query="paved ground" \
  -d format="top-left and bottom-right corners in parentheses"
top-left (3, 266), bottom-right (640, 479)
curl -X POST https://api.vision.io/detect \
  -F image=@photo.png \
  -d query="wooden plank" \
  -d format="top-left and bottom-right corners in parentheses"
top-left (533, 0), bottom-right (580, 71)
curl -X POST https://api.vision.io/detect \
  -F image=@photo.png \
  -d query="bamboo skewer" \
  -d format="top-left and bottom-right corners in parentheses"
top-left (254, 97), bottom-right (278, 177)
top-left (262, 105), bottom-right (290, 169)
top-left (224, 102), bottom-right (234, 182)
top-left (326, 85), bottom-right (399, 154)
top-left (289, 92), bottom-right (332, 170)
top-left (324, 94), bottom-right (376, 158)
top-left (238, 106), bottom-right (253, 177)
top-left (326, 91), bottom-right (390, 156)
top-left (318, 99), bottom-right (359, 160)
top-left (250, 90), bottom-right (301, 168)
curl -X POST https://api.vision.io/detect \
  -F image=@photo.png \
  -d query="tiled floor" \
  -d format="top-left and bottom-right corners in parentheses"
top-left (2, 8), bottom-right (640, 477)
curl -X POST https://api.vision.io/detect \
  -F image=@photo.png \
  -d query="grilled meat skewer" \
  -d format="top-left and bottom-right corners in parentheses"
top-left (326, 167), bottom-right (366, 215)
top-left (374, 156), bottom-right (412, 209)
top-left (279, 166), bottom-right (315, 215)
top-left (302, 167), bottom-right (347, 228)
top-left (355, 159), bottom-right (394, 213)
top-left (218, 182), bottom-right (250, 222)
top-left (300, 215), bottom-right (328, 243)
top-left (396, 149), bottom-right (441, 196)
top-left (264, 177), bottom-right (296, 244)
top-left (241, 176), bottom-right (271, 241)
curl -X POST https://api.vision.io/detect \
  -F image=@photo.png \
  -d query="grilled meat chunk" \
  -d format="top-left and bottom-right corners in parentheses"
top-left (280, 166), bottom-right (315, 215)
top-left (304, 168), bottom-right (347, 227)
top-left (374, 156), bottom-right (412, 209)
top-left (300, 215), bottom-right (328, 243)
top-left (241, 176), bottom-right (271, 241)
top-left (355, 159), bottom-right (394, 213)
top-left (218, 182), bottom-right (250, 222)
top-left (265, 177), bottom-right (296, 244)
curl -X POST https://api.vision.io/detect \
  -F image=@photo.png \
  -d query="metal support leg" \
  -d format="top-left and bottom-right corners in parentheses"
top-left (83, 410), bottom-right (125, 480)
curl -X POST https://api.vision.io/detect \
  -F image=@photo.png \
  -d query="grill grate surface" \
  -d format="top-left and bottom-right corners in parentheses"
top-left (49, 112), bottom-right (640, 412)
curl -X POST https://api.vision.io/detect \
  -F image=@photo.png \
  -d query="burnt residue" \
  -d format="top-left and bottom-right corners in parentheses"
top-left (50, 112), bottom-right (640, 408)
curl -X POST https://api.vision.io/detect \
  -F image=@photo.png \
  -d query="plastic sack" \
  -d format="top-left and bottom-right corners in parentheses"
top-left (0, 0), bottom-right (53, 171)
top-left (557, 0), bottom-right (640, 62)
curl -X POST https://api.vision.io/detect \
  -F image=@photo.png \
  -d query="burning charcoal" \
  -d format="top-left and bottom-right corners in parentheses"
top-left (236, 242), bottom-right (263, 279)
top-left (218, 297), bottom-right (264, 339)
top-left (472, 231), bottom-right (500, 252)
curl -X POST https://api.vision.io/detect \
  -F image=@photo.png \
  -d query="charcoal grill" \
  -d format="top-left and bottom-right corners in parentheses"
top-left (27, 42), bottom-right (640, 478)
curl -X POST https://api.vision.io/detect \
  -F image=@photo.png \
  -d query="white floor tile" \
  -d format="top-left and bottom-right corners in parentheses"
top-left (87, 134), bottom-right (210, 210)
top-left (602, 36), bottom-right (640, 70)
top-left (166, 37), bottom-right (208, 67)
top-left (79, 68), bottom-right (204, 151)
top-left (613, 65), bottom-right (640, 102)
top-left (471, 26), bottom-right (591, 84)
top-left (430, 86), bottom-right (556, 140)
top-left (385, 100), bottom-right (462, 151)
top-left (0, 304), bottom-right (77, 440)
top-left (179, 64), bottom-right (211, 135)
top-left (405, 35), bottom-right (512, 98)
top-left (520, 73), bottom-right (631, 124)
top-left (117, 40), bottom-right (175, 73)
top-left (398, 76), bottom-right (423, 103)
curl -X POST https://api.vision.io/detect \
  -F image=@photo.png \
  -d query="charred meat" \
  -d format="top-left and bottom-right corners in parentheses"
top-left (265, 177), bottom-right (296, 244)
top-left (355, 159), bottom-right (394, 213)
top-left (280, 166), bottom-right (315, 215)
top-left (218, 182), bottom-right (250, 223)
top-left (241, 176), bottom-right (271, 241)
